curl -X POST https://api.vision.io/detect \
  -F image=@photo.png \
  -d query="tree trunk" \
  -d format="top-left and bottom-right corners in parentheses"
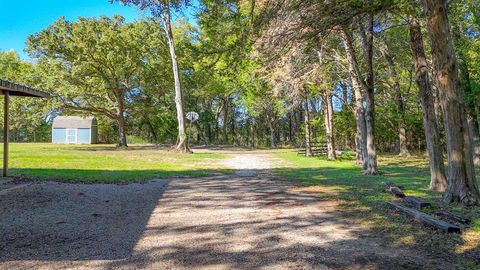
top-left (423, 0), bottom-right (480, 205)
top-left (145, 116), bottom-right (158, 143)
top-left (230, 102), bottom-right (236, 145)
top-left (451, 21), bottom-right (480, 168)
top-left (267, 114), bottom-right (276, 148)
top-left (381, 42), bottom-right (411, 157)
top-left (117, 114), bottom-right (127, 148)
top-left (340, 28), bottom-right (367, 166)
top-left (353, 87), bottom-right (367, 166)
top-left (408, 16), bottom-right (447, 191)
top-left (115, 91), bottom-right (128, 148)
top-left (341, 81), bottom-right (349, 110)
top-left (250, 116), bottom-right (255, 148)
top-left (309, 98), bottom-right (318, 143)
top-left (162, 9), bottom-right (189, 153)
top-left (288, 111), bottom-right (293, 143)
top-left (359, 15), bottom-right (377, 174)
top-left (214, 106), bottom-right (220, 143)
top-left (304, 96), bottom-right (313, 157)
top-left (363, 86), bottom-right (377, 174)
top-left (206, 117), bottom-right (212, 145)
top-left (221, 97), bottom-right (229, 144)
top-left (324, 93), bottom-right (336, 160)
top-left (467, 114), bottom-right (480, 167)
top-left (296, 108), bottom-right (302, 134)
top-left (457, 48), bottom-right (480, 168)
top-left (398, 117), bottom-right (409, 156)
top-left (430, 84), bottom-right (442, 122)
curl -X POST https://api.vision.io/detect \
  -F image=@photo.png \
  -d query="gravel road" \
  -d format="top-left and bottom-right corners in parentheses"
top-left (0, 153), bottom-right (453, 270)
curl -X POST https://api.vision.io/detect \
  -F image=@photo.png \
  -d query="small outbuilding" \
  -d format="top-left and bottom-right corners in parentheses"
top-left (52, 116), bottom-right (98, 144)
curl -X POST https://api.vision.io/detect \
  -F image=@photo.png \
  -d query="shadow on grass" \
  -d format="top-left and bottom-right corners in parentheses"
top-left (71, 144), bottom-right (171, 152)
top-left (70, 144), bottom-right (274, 152)
top-left (10, 168), bottom-right (234, 183)
top-left (270, 155), bottom-right (480, 268)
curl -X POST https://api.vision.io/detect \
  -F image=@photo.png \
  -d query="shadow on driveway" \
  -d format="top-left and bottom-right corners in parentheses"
top-left (0, 167), bottom-right (472, 269)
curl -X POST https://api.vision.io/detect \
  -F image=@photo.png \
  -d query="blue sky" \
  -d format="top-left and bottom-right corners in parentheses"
top-left (0, 0), bottom-right (161, 59)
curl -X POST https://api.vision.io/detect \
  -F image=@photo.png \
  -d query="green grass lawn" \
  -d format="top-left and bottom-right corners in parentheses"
top-left (5, 143), bottom-right (228, 182)
top-left (272, 152), bottom-right (480, 268)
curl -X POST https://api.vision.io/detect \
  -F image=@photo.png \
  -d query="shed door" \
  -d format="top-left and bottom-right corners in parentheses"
top-left (66, 129), bottom-right (77, 144)
top-left (77, 128), bottom-right (91, 144)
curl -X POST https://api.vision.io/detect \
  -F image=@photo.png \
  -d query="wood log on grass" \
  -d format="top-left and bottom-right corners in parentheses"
top-left (387, 202), bottom-right (460, 233)
top-left (403, 196), bottom-right (431, 209)
top-left (385, 182), bottom-right (405, 198)
top-left (435, 210), bottom-right (471, 224)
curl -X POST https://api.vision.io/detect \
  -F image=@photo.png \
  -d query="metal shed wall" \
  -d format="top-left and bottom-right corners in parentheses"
top-left (51, 116), bottom-right (97, 144)
top-left (52, 128), bottom-right (67, 143)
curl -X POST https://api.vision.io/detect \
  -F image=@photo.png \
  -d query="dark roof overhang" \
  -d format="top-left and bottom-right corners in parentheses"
top-left (0, 79), bottom-right (50, 98)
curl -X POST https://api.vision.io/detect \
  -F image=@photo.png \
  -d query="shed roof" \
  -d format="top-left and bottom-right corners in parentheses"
top-left (52, 116), bottom-right (97, 129)
top-left (0, 79), bottom-right (50, 98)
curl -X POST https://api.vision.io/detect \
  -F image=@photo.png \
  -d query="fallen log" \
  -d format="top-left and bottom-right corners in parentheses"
top-left (436, 210), bottom-right (471, 224)
top-left (385, 182), bottom-right (405, 198)
top-left (403, 196), bottom-right (430, 209)
top-left (387, 202), bottom-right (460, 233)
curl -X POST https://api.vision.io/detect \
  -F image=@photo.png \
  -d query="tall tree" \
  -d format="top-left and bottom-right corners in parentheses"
top-left (423, 0), bottom-right (480, 205)
top-left (323, 92), bottom-right (336, 160)
top-left (449, 1), bottom-right (480, 167)
top-left (113, 0), bottom-right (191, 152)
top-left (28, 16), bottom-right (155, 147)
top-left (358, 15), bottom-right (378, 174)
top-left (379, 41), bottom-right (411, 157)
top-left (303, 94), bottom-right (313, 157)
top-left (340, 28), bottom-right (368, 167)
top-left (407, 15), bottom-right (448, 191)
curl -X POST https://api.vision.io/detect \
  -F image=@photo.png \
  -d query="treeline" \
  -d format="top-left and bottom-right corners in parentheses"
top-left (246, 0), bottom-right (480, 205)
top-left (0, 0), bottom-right (479, 205)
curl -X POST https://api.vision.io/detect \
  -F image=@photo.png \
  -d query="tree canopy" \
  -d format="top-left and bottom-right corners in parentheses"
top-left (1, 0), bottom-right (480, 205)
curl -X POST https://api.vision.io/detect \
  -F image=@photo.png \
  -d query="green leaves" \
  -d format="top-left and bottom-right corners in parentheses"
top-left (27, 16), bottom-right (166, 118)
top-left (0, 51), bottom-right (52, 141)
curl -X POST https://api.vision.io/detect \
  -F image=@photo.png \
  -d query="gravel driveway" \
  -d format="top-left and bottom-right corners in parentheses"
top-left (0, 153), bottom-right (452, 269)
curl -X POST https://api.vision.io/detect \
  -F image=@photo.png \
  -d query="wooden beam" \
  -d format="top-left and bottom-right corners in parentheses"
top-left (436, 210), bottom-right (471, 224)
top-left (403, 196), bottom-right (431, 209)
top-left (3, 91), bottom-right (9, 177)
top-left (387, 202), bottom-right (460, 233)
top-left (0, 79), bottom-right (49, 98)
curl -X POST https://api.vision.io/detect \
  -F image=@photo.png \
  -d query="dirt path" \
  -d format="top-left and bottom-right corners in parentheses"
top-left (222, 153), bottom-right (274, 177)
top-left (0, 152), bottom-right (453, 269)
